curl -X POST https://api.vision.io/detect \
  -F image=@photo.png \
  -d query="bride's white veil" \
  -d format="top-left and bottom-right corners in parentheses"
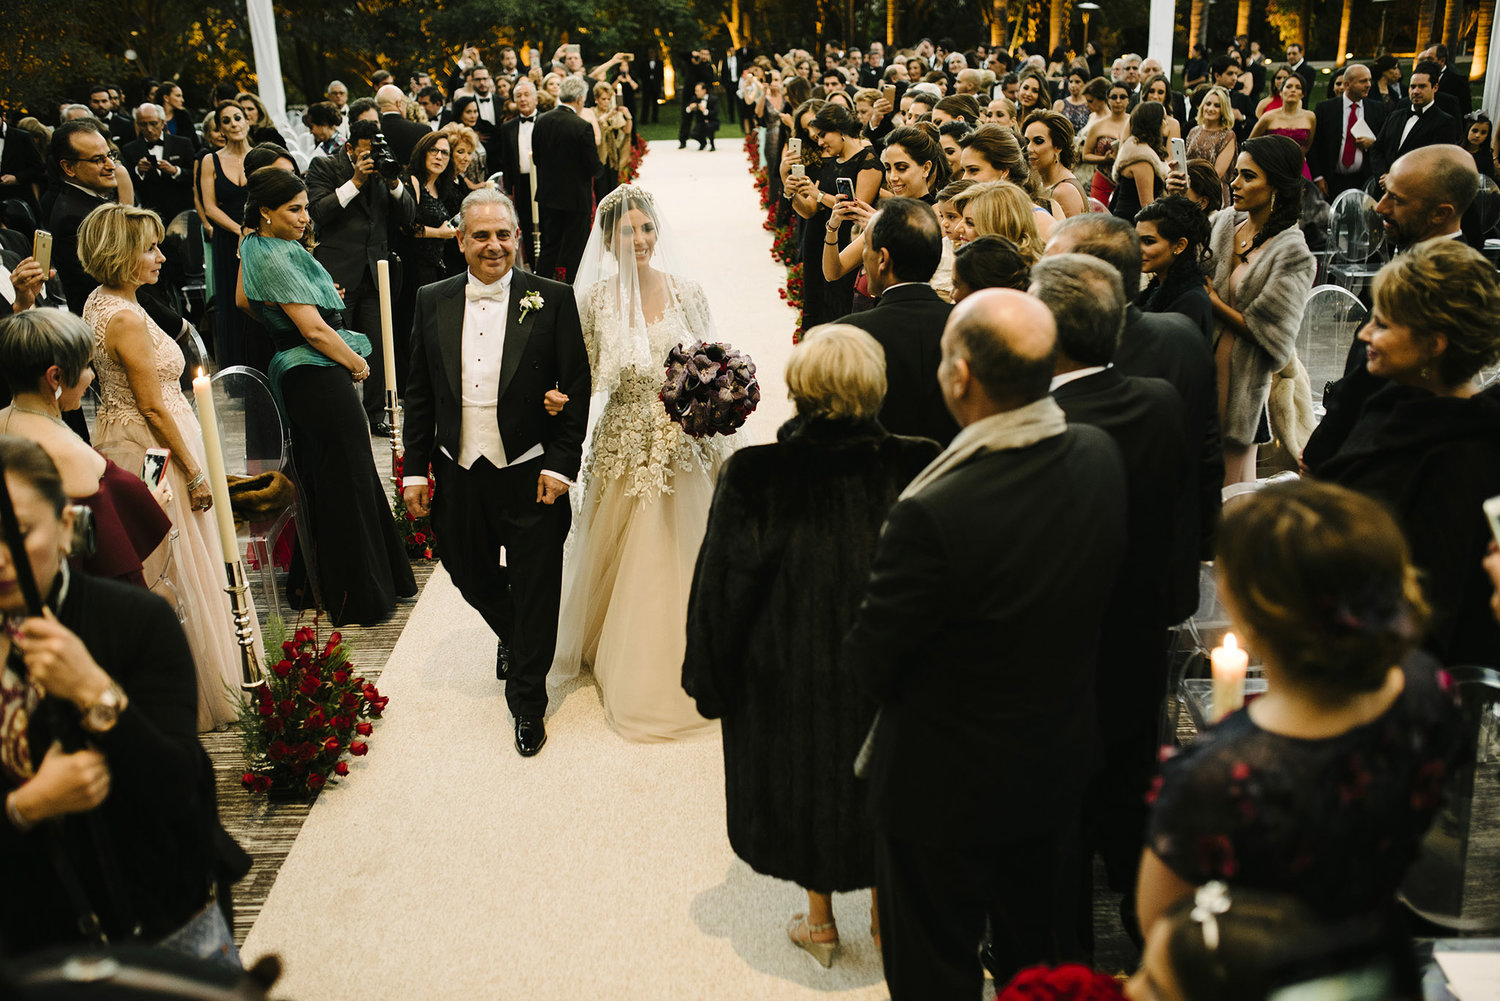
top-left (572, 184), bottom-right (712, 397)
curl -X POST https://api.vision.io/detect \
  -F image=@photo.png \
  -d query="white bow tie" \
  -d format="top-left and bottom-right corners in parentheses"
top-left (465, 282), bottom-right (507, 301)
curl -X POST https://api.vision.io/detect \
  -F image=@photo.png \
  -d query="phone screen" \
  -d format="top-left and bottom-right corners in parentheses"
top-left (836, 177), bottom-right (855, 200)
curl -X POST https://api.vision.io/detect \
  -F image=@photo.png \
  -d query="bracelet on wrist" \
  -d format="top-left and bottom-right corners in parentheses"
top-left (185, 471), bottom-right (206, 491)
top-left (5, 791), bottom-right (35, 833)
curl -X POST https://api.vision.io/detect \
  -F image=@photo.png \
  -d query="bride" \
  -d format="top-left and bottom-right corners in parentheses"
top-left (548, 185), bottom-right (731, 741)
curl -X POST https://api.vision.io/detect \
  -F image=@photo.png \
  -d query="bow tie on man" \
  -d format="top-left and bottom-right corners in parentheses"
top-left (465, 281), bottom-right (508, 301)
top-left (518, 116), bottom-right (535, 123)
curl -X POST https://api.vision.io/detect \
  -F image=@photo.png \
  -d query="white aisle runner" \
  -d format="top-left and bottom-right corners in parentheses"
top-left (241, 144), bottom-right (889, 999)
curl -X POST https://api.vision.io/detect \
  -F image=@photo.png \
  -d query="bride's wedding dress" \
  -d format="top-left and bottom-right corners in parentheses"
top-left (551, 190), bottom-right (730, 740)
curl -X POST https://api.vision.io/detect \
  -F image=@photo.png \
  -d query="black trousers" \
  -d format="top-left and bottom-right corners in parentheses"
top-left (430, 453), bottom-right (569, 717)
top-left (343, 275), bottom-right (386, 425)
top-left (877, 831), bottom-right (1073, 1000)
top-left (690, 114), bottom-right (718, 148)
top-left (536, 206), bottom-right (591, 285)
top-left (678, 101), bottom-right (695, 145)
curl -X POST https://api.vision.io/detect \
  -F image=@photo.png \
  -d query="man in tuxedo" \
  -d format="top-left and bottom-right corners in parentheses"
top-left (846, 288), bottom-right (1127, 998)
top-left (325, 80), bottom-right (350, 140)
top-left (121, 103), bottom-right (195, 223)
top-left (859, 42), bottom-right (886, 89)
top-left (833, 198), bottom-right (959, 445)
top-left (677, 50), bottom-right (716, 149)
top-left (1045, 213), bottom-right (1223, 620)
top-left (464, 65), bottom-right (503, 166)
top-left (0, 115), bottom-right (46, 210)
top-left (687, 81), bottom-right (719, 151)
top-left (1033, 255), bottom-right (1190, 950)
top-left (306, 118), bottom-right (415, 433)
top-left (531, 76), bottom-right (600, 284)
top-left (1310, 63), bottom-right (1388, 201)
top-left (375, 85), bottom-right (430, 166)
top-left (86, 85), bottom-right (132, 145)
top-left (637, 51), bottom-right (662, 123)
top-left (402, 189), bottom-right (590, 757)
top-left (1370, 62), bottom-right (1461, 181)
top-left (496, 80), bottom-right (540, 267)
top-left (1424, 44), bottom-right (1473, 115)
top-left (1211, 57), bottom-right (1254, 139)
top-left (1303, 145), bottom-right (1478, 471)
top-left (48, 120), bottom-right (118, 314)
top-left (415, 87), bottom-right (446, 130)
top-left (1284, 43), bottom-right (1311, 89)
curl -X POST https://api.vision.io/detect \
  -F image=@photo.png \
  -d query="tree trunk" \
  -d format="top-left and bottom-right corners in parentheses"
top-left (1474, 1), bottom-right (1492, 81)
top-left (1050, 0), bottom-right (1069, 55)
top-left (887, 0), bottom-right (897, 47)
top-left (1237, 0), bottom-right (1252, 38)
top-left (1441, 0), bottom-right (1464, 53)
top-left (1188, 0), bottom-right (1207, 52)
top-left (991, 0), bottom-right (1006, 47)
top-left (1416, 0), bottom-right (1439, 52)
top-left (1336, 0), bottom-right (1354, 65)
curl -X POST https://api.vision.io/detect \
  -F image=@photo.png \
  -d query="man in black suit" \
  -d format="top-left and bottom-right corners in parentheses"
top-left (833, 198), bottom-right (959, 445)
top-left (48, 120), bottom-right (118, 314)
top-left (306, 118), bottom-right (416, 432)
top-left (1284, 43), bottom-right (1311, 90)
top-left (531, 76), bottom-right (600, 284)
top-left (0, 117), bottom-right (46, 211)
top-left (687, 81), bottom-right (719, 151)
top-left (1370, 62), bottom-right (1461, 181)
top-left (375, 85), bottom-right (430, 167)
top-left (677, 50), bottom-right (716, 149)
top-left (463, 65), bottom-right (503, 165)
top-left (1309, 63), bottom-right (1388, 201)
top-left (1046, 213), bottom-right (1223, 622)
top-left (637, 51), bottom-right (662, 124)
top-left (858, 42), bottom-right (886, 89)
top-left (1426, 44), bottom-right (1473, 115)
top-left (495, 80), bottom-right (540, 268)
top-left (1211, 57), bottom-right (1254, 140)
top-left (86, 84), bottom-right (133, 146)
top-left (846, 287), bottom-right (1127, 998)
top-left (402, 189), bottom-right (591, 757)
top-left (1032, 254), bottom-right (1190, 950)
top-left (121, 103), bottom-right (195, 224)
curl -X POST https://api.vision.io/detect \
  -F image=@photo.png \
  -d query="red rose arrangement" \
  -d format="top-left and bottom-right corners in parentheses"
top-left (390, 451), bottom-right (436, 560)
top-left (746, 136), bottom-right (804, 342)
top-left (996, 964), bottom-right (1128, 1001)
top-left (621, 133), bottom-right (649, 185)
top-left (239, 617), bottom-right (389, 797)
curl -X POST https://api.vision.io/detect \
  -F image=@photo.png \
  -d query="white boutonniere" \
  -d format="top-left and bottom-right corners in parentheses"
top-left (519, 290), bottom-right (545, 323)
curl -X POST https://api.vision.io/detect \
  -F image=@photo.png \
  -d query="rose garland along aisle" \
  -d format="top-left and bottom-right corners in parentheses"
top-left (746, 135), bottom-right (804, 341)
top-left (239, 617), bottom-right (389, 798)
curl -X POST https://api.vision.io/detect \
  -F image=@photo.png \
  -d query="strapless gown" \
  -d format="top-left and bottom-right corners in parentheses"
top-left (1268, 128), bottom-right (1313, 181)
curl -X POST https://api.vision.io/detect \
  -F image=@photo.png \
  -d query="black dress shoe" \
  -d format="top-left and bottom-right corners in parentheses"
top-left (369, 421), bottom-right (393, 438)
top-left (514, 715), bottom-right (546, 756)
top-left (495, 640), bottom-right (511, 680)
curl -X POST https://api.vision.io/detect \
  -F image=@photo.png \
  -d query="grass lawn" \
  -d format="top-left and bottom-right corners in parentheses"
top-left (635, 118), bottom-right (742, 144)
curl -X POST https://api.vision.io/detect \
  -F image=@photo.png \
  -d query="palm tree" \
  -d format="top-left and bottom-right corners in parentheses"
top-left (1441, 0), bottom-right (1465, 53)
top-left (1474, 1), bottom-right (1493, 83)
top-left (1188, 0), bottom-right (1208, 54)
top-left (1050, 0), bottom-right (1070, 54)
top-left (1415, 0), bottom-right (1439, 52)
top-left (1237, 0), bottom-right (1252, 38)
top-left (1336, 0), bottom-right (1354, 65)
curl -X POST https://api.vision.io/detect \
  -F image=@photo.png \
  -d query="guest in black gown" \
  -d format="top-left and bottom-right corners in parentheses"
top-left (198, 102), bottom-right (250, 368)
top-left (405, 131), bottom-right (461, 291)
top-left (236, 168), bottom-right (416, 625)
top-left (1135, 195), bottom-right (1214, 338)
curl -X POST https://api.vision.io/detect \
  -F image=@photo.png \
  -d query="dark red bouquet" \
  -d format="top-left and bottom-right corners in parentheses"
top-left (391, 451), bottom-right (436, 560)
top-left (996, 965), bottom-right (1128, 1001)
top-left (238, 618), bottom-right (388, 798)
top-left (660, 340), bottom-right (761, 438)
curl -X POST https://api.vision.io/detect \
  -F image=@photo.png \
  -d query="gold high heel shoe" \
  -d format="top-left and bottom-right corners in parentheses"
top-left (787, 913), bottom-right (839, 968)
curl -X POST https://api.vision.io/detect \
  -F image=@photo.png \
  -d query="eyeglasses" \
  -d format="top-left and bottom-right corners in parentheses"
top-left (430, 148), bottom-right (451, 157)
top-left (65, 154), bottom-right (114, 167)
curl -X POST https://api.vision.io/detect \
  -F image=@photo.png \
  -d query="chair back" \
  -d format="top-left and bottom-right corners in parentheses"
top-left (1400, 666), bottom-right (1500, 932)
top-left (1296, 285), bottom-right (1368, 414)
top-left (1328, 187), bottom-right (1384, 264)
top-left (1466, 173), bottom-right (1500, 240)
top-left (207, 366), bottom-right (289, 478)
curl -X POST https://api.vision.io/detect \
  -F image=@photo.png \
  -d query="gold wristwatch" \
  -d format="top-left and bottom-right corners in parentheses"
top-left (82, 682), bottom-right (128, 734)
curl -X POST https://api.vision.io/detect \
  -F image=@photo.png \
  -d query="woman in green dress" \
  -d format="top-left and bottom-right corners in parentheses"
top-left (236, 167), bottom-right (416, 624)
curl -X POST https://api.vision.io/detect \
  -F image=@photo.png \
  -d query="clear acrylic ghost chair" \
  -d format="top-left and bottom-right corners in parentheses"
top-left (1326, 187), bottom-right (1386, 295)
top-left (205, 366), bottom-right (321, 617)
top-left (1295, 285), bottom-right (1368, 416)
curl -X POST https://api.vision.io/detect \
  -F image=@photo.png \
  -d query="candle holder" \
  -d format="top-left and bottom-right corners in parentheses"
top-left (224, 560), bottom-right (264, 690)
top-left (385, 388), bottom-right (402, 488)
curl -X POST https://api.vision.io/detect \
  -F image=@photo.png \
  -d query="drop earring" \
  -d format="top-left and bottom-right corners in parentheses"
top-left (53, 385), bottom-right (62, 401)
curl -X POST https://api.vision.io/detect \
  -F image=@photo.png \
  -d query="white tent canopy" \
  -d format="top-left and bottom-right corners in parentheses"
top-left (246, 0), bottom-right (289, 130)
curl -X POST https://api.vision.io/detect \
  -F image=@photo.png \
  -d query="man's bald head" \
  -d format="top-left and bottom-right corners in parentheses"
top-left (1342, 63), bottom-right (1371, 101)
top-left (1379, 144), bottom-right (1480, 245)
top-left (940, 289), bottom-right (1057, 420)
top-left (375, 84), bottom-right (406, 113)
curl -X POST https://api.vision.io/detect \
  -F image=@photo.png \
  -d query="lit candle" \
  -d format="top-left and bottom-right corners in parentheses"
top-left (376, 259), bottom-right (396, 398)
top-left (1210, 632), bottom-right (1249, 723)
top-left (191, 368), bottom-right (241, 565)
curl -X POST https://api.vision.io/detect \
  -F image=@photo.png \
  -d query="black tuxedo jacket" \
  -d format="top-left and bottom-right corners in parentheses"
top-left (1113, 305), bottom-right (1222, 621)
top-left (638, 56), bottom-right (662, 94)
top-left (845, 423), bottom-right (1127, 845)
top-left (690, 94), bottom-right (720, 125)
top-left (0, 123), bottom-right (46, 205)
top-left (531, 106), bottom-right (600, 213)
top-left (495, 116), bottom-right (530, 201)
top-left (1437, 67), bottom-right (1472, 115)
top-left (1371, 104), bottom-right (1462, 178)
top-left (1308, 97), bottom-right (1389, 184)
top-left (835, 283), bottom-right (960, 445)
top-left (379, 112), bottom-right (430, 168)
top-left (403, 270), bottom-right (591, 482)
top-left (1053, 370), bottom-right (1189, 635)
top-left (50, 183), bottom-right (114, 314)
top-left (121, 135), bottom-right (196, 222)
top-left (305, 150), bottom-right (416, 292)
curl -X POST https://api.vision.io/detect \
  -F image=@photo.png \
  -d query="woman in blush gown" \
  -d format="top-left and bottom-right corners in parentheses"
top-left (1250, 73), bottom-right (1316, 181)
top-left (548, 185), bottom-right (732, 741)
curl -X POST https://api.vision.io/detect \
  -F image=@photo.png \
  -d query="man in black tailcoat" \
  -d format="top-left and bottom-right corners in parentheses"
top-left (677, 50), bottom-right (716, 149)
top-left (846, 288), bottom-right (1127, 999)
top-left (402, 188), bottom-right (590, 757)
top-left (496, 80), bottom-right (540, 269)
top-left (530, 76), bottom-right (600, 284)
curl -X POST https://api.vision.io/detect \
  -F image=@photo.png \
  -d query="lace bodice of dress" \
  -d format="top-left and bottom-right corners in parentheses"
top-left (85, 290), bottom-right (195, 428)
top-left (581, 277), bottom-right (729, 499)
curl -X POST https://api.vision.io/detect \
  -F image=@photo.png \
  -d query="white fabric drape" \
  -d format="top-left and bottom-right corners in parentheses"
top-left (246, 0), bottom-right (289, 130)
top-left (1148, 0), bottom-right (1175, 80)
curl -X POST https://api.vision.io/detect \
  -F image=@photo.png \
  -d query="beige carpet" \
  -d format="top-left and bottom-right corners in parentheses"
top-left (242, 143), bottom-right (899, 999)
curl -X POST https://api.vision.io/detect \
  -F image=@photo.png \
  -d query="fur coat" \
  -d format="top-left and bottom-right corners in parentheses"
top-left (1208, 209), bottom-right (1316, 446)
top-left (681, 417), bottom-right (940, 891)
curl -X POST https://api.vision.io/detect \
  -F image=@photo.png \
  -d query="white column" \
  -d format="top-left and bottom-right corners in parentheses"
top-left (246, 0), bottom-right (289, 130)
top-left (1148, 0), bottom-right (1176, 77)
top-left (1485, 5), bottom-right (1500, 126)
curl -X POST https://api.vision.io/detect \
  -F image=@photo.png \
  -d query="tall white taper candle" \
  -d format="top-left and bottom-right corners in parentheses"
top-left (190, 368), bottom-right (240, 565)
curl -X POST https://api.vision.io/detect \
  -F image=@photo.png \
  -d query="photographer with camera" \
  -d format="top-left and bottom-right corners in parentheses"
top-left (306, 119), bottom-right (415, 435)
top-left (677, 49), bottom-right (717, 149)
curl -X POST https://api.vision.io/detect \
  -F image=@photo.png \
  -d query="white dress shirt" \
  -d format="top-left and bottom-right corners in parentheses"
top-left (402, 270), bottom-right (567, 487)
top-left (518, 116), bottom-right (535, 174)
top-left (1399, 104), bottom-right (1429, 147)
top-left (473, 93), bottom-right (497, 125)
top-left (1049, 365), bottom-right (1109, 392)
top-left (1338, 95), bottom-right (1366, 174)
top-left (335, 170), bottom-right (406, 209)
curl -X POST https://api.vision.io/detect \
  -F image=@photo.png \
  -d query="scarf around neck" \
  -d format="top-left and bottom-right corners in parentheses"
top-left (900, 395), bottom-right (1068, 500)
